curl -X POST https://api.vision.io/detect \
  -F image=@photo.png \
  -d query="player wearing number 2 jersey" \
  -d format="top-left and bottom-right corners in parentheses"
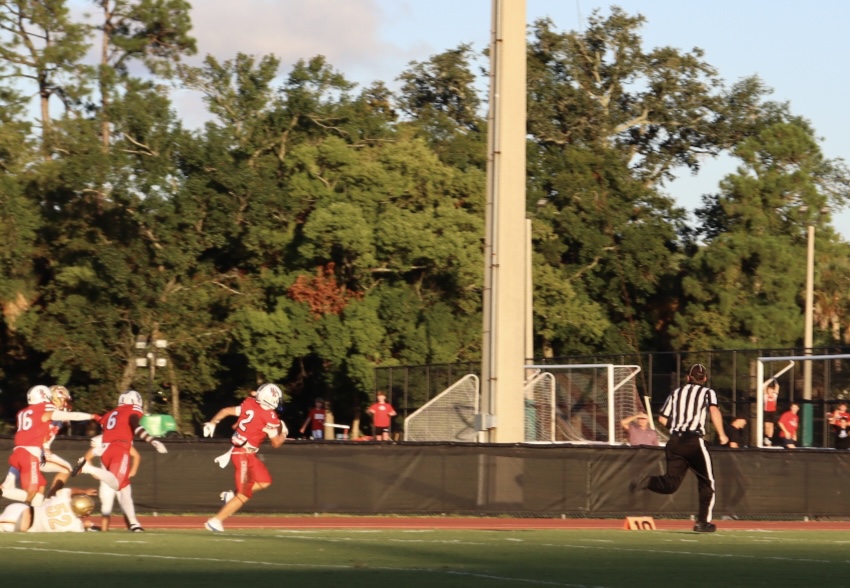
top-left (202, 384), bottom-right (287, 532)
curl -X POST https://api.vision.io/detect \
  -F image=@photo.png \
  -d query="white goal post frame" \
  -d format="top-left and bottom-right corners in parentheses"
top-left (756, 353), bottom-right (850, 448)
top-left (524, 363), bottom-right (641, 445)
top-left (403, 374), bottom-right (480, 442)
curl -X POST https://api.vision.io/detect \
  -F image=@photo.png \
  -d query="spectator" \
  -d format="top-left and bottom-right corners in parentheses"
top-left (763, 379), bottom-right (779, 446)
top-left (299, 397), bottom-right (327, 440)
top-left (777, 403), bottom-right (800, 449)
top-left (367, 391), bottom-right (397, 441)
top-left (723, 417), bottom-right (748, 448)
top-left (835, 416), bottom-right (850, 450)
top-left (828, 401), bottom-right (850, 432)
top-left (620, 413), bottom-right (659, 446)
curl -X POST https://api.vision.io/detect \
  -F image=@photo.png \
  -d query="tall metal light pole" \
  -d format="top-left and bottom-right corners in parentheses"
top-left (135, 335), bottom-right (168, 414)
top-left (801, 219), bottom-right (814, 446)
top-left (800, 206), bottom-right (828, 447)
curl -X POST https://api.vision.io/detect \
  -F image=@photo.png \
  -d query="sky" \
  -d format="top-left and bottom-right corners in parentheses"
top-left (150, 1), bottom-right (850, 239)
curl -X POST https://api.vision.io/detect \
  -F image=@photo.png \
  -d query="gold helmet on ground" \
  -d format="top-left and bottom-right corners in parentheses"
top-left (70, 494), bottom-right (95, 517)
top-left (50, 385), bottom-right (71, 409)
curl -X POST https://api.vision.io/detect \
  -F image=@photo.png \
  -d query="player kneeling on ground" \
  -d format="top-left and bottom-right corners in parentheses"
top-left (202, 383), bottom-right (287, 532)
top-left (0, 488), bottom-right (96, 532)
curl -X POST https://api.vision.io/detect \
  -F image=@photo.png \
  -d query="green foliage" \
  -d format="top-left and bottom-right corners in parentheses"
top-left (674, 117), bottom-right (850, 350)
top-left (1, 5), bottom-right (850, 433)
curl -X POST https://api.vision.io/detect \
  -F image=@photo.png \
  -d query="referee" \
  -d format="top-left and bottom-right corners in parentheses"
top-left (631, 363), bottom-right (728, 532)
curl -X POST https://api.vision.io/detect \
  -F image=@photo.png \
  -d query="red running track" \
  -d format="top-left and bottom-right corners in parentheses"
top-left (135, 515), bottom-right (850, 532)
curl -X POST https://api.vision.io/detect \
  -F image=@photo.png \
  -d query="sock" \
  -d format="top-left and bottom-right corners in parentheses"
top-left (99, 480), bottom-right (116, 516)
top-left (81, 463), bottom-right (120, 491)
top-left (0, 486), bottom-right (28, 502)
top-left (117, 486), bottom-right (139, 527)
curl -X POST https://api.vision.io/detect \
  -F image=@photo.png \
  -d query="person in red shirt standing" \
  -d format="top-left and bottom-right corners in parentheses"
top-left (202, 383), bottom-right (286, 532)
top-left (299, 397), bottom-right (327, 440)
top-left (763, 379), bottom-right (779, 446)
top-left (777, 403), bottom-right (800, 449)
top-left (367, 391), bottom-right (397, 441)
top-left (71, 390), bottom-right (167, 532)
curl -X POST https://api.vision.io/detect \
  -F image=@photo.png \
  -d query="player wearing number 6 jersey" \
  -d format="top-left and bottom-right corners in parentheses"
top-left (202, 384), bottom-right (287, 532)
top-left (70, 390), bottom-right (167, 532)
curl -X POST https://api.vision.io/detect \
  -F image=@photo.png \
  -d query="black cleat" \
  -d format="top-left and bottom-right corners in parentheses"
top-left (70, 457), bottom-right (86, 477)
top-left (693, 522), bottom-right (717, 533)
top-left (129, 524), bottom-right (145, 532)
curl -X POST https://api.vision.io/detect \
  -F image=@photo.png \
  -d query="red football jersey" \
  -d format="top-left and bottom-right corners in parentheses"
top-left (231, 397), bottom-right (281, 450)
top-left (101, 404), bottom-right (144, 444)
top-left (14, 403), bottom-right (55, 447)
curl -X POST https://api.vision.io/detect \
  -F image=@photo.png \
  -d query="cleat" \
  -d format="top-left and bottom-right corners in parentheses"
top-left (205, 518), bottom-right (224, 533)
top-left (70, 457), bottom-right (86, 477)
top-left (693, 522), bottom-right (717, 533)
top-left (220, 490), bottom-right (234, 503)
top-left (129, 524), bottom-right (145, 532)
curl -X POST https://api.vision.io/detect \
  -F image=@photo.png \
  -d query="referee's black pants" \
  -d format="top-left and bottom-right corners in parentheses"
top-left (646, 434), bottom-right (716, 524)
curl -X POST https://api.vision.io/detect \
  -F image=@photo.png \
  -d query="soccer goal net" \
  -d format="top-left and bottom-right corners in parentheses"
top-left (524, 364), bottom-right (643, 444)
top-left (756, 353), bottom-right (850, 448)
top-left (404, 374), bottom-right (479, 442)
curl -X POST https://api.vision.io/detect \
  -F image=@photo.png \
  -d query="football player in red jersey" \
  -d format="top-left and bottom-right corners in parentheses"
top-left (202, 383), bottom-right (287, 532)
top-left (7, 386), bottom-right (55, 505)
top-left (70, 390), bottom-right (167, 532)
top-left (3, 385), bottom-right (97, 505)
top-left (41, 386), bottom-right (102, 498)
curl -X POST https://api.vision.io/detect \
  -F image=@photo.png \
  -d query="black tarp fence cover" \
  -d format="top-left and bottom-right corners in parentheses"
top-left (1, 438), bottom-right (844, 519)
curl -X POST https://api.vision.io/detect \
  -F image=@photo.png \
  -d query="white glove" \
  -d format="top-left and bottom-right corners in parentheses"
top-left (151, 440), bottom-right (168, 454)
top-left (203, 422), bottom-right (216, 437)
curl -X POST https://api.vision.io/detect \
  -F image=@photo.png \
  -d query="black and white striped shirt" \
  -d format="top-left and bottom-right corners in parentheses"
top-left (659, 383), bottom-right (718, 435)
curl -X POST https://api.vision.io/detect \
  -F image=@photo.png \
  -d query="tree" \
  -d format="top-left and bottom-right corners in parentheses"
top-left (396, 44), bottom-right (487, 170)
top-left (673, 117), bottom-right (850, 350)
top-left (0, 0), bottom-right (91, 146)
top-left (524, 9), bottom-right (736, 355)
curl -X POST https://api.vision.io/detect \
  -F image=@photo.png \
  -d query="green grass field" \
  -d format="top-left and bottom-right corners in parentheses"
top-left (1, 528), bottom-right (846, 587)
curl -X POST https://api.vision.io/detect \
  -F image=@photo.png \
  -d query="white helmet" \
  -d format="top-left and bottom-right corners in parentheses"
top-left (26, 385), bottom-right (51, 405)
top-left (50, 385), bottom-right (71, 409)
top-left (256, 383), bottom-right (282, 410)
top-left (118, 390), bottom-right (143, 408)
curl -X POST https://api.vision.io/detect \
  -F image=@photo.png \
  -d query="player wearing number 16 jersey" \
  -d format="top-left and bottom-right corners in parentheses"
top-left (202, 384), bottom-right (287, 532)
top-left (7, 386), bottom-right (56, 505)
top-left (3, 385), bottom-right (99, 505)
